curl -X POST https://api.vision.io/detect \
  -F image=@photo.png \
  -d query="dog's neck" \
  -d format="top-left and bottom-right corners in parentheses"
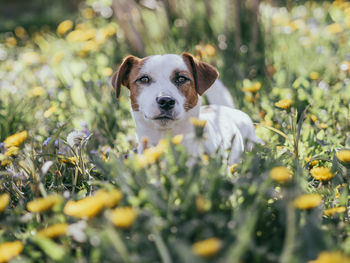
top-left (132, 102), bottom-right (201, 152)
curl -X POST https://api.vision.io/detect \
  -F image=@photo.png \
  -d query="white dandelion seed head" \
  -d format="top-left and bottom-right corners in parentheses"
top-left (67, 130), bottom-right (86, 148)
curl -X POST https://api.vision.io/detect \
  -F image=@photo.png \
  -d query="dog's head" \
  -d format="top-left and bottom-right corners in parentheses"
top-left (112, 53), bottom-right (218, 128)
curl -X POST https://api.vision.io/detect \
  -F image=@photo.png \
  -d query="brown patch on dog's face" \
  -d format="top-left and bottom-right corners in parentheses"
top-left (170, 70), bottom-right (198, 111)
top-left (112, 56), bottom-right (149, 111)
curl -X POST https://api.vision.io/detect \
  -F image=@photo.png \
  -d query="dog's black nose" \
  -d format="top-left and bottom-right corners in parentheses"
top-left (156, 96), bottom-right (175, 111)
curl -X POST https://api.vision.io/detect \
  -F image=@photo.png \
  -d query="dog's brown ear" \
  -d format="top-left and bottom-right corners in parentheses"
top-left (112, 55), bottom-right (140, 99)
top-left (181, 52), bottom-right (218, 95)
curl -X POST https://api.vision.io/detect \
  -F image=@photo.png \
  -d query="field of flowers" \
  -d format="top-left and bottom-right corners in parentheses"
top-left (1, 0), bottom-right (350, 262)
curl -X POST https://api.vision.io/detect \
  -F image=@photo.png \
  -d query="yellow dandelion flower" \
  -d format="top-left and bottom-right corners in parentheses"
top-left (64, 196), bottom-right (105, 218)
top-left (326, 23), bottom-right (343, 34)
top-left (172, 134), bottom-right (184, 145)
top-left (28, 86), bottom-right (45, 97)
top-left (95, 189), bottom-right (123, 208)
top-left (308, 251), bottom-right (350, 263)
top-left (275, 99), bottom-right (292, 110)
top-left (0, 193), bottom-right (10, 212)
top-left (204, 44), bottom-right (217, 57)
top-left (0, 241), bottom-right (23, 263)
top-left (136, 142), bottom-right (165, 167)
top-left (27, 195), bottom-right (62, 213)
top-left (4, 131), bottom-right (27, 148)
top-left (1, 159), bottom-right (11, 167)
top-left (293, 194), bottom-right (322, 210)
top-left (22, 51), bottom-right (40, 65)
top-left (109, 207), bottom-right (137, 228)
top-left (103, 67), bottom-right (113, 77)
top-left (195, 195), bottom-right (208, 212)
top-left (6, 37), bottom-right (17, 47)
top-left (14, 26), bottom-right (26, 38)
top-left (323, 206), bottom-right (346, 216)
top-left (190, 117), bottom-right (207, 127)
top-left (311, 115), bottom-right (318, 123)
top-left (270, 166), bottom-right (292, 183)
top-left (192, 238), bottom-right (222, 258)
top-left (37, 223), bottom-right (68, 238)
top-left (82, 8), bottom-right (94, 19)
top-left (44, 105), bottom-right (57, 118)
top-left (59, 156), bottom-right (77, 165)
top-left (245, 95), bottom-right (255, 103)
top-left (336, 150), bottom-right (350, 164)
top-left (56, 20), bottom-right (73, 35)
top-left (310, 167), bottom-right (335, 181)
top-left (305, 157), bottom-right (319, 167)
top-left (4, 146), bottom-right (19, 157)
top-left (229, 164), bottom-right (238, 174)
top-left (310, 72), bottom-right (319, 80)
top-left (319, 123), bottom-right (328, 129)
top-left (67, 28), bottom-right (96, 42)
top-left (242, 82), bottom-right (261, 93)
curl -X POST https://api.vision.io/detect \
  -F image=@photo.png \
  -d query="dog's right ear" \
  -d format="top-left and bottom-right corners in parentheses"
top-left (112, 55), bottom-right (140, 99)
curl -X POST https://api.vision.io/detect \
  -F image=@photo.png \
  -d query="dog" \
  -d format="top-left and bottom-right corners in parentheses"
top-left (112, 53), bottom-right (263, 164)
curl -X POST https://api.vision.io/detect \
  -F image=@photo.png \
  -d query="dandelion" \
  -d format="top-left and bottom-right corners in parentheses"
top-left (293, 194), bottom-right (322, 210)
top-left (82, 8), bottom-right (94, 19)
top-left (172, 134), bottom-right (184, 145)
top-left (27, 195), bottom-right (62, 213)
top-left (305, 157), bottom-right (319, 167)
top-left (308, 251), bottom-right (350, 263)
top-left (28, 86), bottom-right (45, 97)
top-left (64, 196), bottom-right (105, 218)
top-left (204, 44), bottom-right (217, 57)
top-left (310, 167), bottom-right (335, 181)
top-left (190, 117), bottom-right (207, 127)
top-left (270, 166), bottom-right (292, 183)
top-left (136, 140), bottom-right (167, 167)
top-left (242, 82), bottom-right (261, 93)
top-left (336, 149), bottom-right (350, 165)
top-left (229, 163), bottom-right (238, 174)
top-left (325, 23), bottom-right (343, 34)
top-left (4, 131), bottom-right (28, 148)
top-left (275, 99), bottom-right (292, 110)
top-left (0, 193), bottom-right (10, 212)
top-left (37, 223), bottom-right (68, 238)
top-left (309, 72), bottom-right (319, 80)
top-left (0, 241), bottom-right (23, 263)
top-left (192, 238), bottom-right (222, 258)
top-left (311, 115), bottom-right (318, 123)
top-left (67, 130), bottom-right (86, 148)
top-left (109, 207), bottom-right (137, 228)
top-left (324, 206), bottom-right (346, 216)
top-left (95, 189), bottom-right (123, 208)
top-left (195, 195), bottom-right (208, 212)
top-left (43, 105), bottom-right (57, 118)
top-left (4, 146), bottom-right (19, 157)
top-left (59, 156), bottom-right (77, 165)
top-left (6, 37), bottom-right (16, 47)
top-left (14, 26), bottom-right (26, 38)
top-left (319, 123), bottom-right (328, 129)
top-left (56, 20), bottom-right (73, 35)
top-left (103, 67), bottom-right (113, 77)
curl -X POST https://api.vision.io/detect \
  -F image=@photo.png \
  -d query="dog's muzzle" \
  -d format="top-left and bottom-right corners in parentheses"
top-left (156, 96), bottom-right (175, 111)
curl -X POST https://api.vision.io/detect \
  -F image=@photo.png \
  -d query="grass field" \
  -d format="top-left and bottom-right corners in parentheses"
top-left (1, 1), bottom-right (350, 262)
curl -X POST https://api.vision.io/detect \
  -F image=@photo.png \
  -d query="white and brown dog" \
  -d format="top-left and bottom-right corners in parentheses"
top-left (112, 53), bottom-right (263, 164)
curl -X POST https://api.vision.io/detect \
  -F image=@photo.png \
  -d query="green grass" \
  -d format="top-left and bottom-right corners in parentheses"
top-left (0, 1), bottom-right (350, 262)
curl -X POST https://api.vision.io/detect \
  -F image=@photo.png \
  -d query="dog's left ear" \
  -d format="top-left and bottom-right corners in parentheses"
top-left (112, 55), bottom-right (140, 99)
top-left (181, 52), bottom-right (219, 96)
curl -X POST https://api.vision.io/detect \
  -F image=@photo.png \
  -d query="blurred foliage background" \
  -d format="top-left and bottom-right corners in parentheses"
top-left (1, 0), bottom-right (350, 262)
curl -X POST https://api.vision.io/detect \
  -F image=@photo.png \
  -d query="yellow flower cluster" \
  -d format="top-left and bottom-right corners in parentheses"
top-left (195, 43), bottom-right (217, 59)
top-left (275, 99), bottom-right (292, 110)
top-left (309, 251), bottom-right (350, 263)
top-left (270, 166), bottom-right (292, 183)
top-left (59, 156), bottom-right (77, 165)
top-left (229, 163), bottom-right (238, 174)
top-left (28, 86), bottom-right (45, 97)
top-left (4, 131), bottom-right (28, 148)
top-left (190, 117), bottom-right (207, 127)
top-left (136, 140), bottom-right (168, 167)
top-left (325, 23), bottom-right (343, 34)
top-left (309, 72), bottom-right (319, 80)
top-left (323, 206), bottom-right (346, 216)
top-left (242, 82), bottom-right (261, 93)
top-left (0, 193), bottom-right (10, 212)
top-left (64, 189), bottom-right (123, 218)
top-left (293, 194), bottom-right (322, 210)
top-left (310, 167), bottom-right (335, 181)
top-left (172, 134), bottom-right (184, 145)
top-left (109, 206), bottom-right (137, 228)
top-left (56, 20), bottom-right (73, 35)
top-left (0, 241), bottom-right (23, 263)
top-left (43, 105), bottom-right (57, 118)
top-left (336, 149), bottom-right (350, 164)
top-left (27, 195), bottom-right (62, 213)
top-left (192, 238), bottom-right (222, 258)
top-left (305, 156), bottom-right (319, 167)
top-left (37, 223), bottom-right (68, 238)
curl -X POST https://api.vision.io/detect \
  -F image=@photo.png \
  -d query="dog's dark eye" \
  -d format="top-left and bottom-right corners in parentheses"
top-left (138, 76), bottom-right (150, 84)
top-left (175, 76), bottom-right (188, 84)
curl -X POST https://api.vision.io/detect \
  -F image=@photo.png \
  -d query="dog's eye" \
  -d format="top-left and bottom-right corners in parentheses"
top-left (175, 76), bottom-right (188, 84)
top-left (138, 76), bottom-right (150, 84)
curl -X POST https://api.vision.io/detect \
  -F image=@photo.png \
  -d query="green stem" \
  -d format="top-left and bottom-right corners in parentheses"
top-left (279, 202), bottom-right (296, 263)
top-left (106, 226), bottom-right (131, 263)
top-left (153, 230), bottom-right (172, 263)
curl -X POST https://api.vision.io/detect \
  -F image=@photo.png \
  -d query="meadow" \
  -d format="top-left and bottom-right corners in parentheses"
top-left (0, 0), bottom-right (350, 262)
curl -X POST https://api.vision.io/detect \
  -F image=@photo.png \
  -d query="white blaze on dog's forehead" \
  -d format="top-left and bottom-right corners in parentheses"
top-left (141, 54), bottom-right (188, 75)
